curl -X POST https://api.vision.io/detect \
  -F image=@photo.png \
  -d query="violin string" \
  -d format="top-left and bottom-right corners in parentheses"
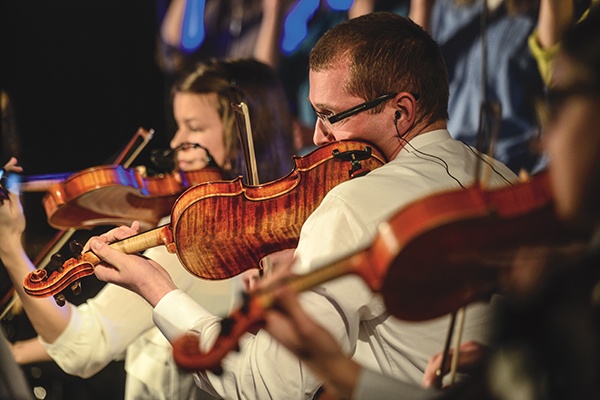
top-left (395, 124), bottom-right (466, 189)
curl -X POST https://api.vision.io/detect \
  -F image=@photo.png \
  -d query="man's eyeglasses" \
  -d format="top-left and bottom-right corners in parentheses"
top-left (312, 93), bottom-right (398, 130)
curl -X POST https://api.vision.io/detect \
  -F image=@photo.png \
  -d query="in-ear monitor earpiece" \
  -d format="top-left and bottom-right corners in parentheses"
top-left (394, 111), bottom-right (401, 123)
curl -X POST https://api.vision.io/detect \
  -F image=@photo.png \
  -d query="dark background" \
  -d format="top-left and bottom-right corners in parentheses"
top-left (0, 0), bottom-right (170, 174)
top-left (0, 1), bottom-right (171, 398)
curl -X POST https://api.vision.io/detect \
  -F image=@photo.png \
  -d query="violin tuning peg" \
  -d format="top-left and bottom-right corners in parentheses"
top-left (54, 293), bottom-right (66, 307)
top-left (69, 240), bottom-right (84, 258)
top-left (71, 281), bottom-right (82, 296)
top-left (50, 253), bottom-right (64, 272)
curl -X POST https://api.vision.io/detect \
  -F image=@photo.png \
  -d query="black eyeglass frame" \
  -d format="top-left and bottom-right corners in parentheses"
top-left (313, 93), bottom-right (399, 128)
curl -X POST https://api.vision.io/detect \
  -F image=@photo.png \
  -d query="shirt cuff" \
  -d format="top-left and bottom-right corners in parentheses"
top-left (152, 289), bottom-right (212, 342)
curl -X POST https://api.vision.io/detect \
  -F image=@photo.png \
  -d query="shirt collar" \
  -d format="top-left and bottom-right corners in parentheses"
top-left (396, 129), bottom-right (452, 158)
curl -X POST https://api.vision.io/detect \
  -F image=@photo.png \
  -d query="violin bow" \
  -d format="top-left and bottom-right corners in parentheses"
top-left (232, 102), bottom-right (260, 186)
top-left (474, 0), bottom-right (502, 187)
top-left (113, 127), bottom-right (155, 169)
top-left (231, 101), bottom-right (273, 277)
top-left (436, 0), bottom-right (503, 388)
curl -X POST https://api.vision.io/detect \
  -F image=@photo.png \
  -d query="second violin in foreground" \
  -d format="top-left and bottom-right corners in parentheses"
top-left (171, 170), bottom-right (586, 373)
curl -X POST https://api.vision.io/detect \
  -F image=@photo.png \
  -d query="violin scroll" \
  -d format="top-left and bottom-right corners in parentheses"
top-left (23, 242), bottom-right (100, 305)
top-left (23, 225), bottom-right (175, 301)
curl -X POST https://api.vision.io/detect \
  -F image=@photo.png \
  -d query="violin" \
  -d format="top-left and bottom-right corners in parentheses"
top-left (0, 167), bottom-right (223, 231)
top-left (38, 127), bottom-right (223, 231)
top-left (22, 140), bottom-right (386, 300)
top-left (169, 170), bottom-right (585, 373)
top-left (43, 165), bottom-right (223, 231)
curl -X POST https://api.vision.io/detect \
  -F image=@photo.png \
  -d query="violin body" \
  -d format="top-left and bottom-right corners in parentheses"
top-left (381, 170), bottom-right (583, 321)
top-left (169, 140), bottom-right (386, 280)
top-left (43, 166), bottom-right (223, 231)
top-left (23, 140), bottom-right (387, 297)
